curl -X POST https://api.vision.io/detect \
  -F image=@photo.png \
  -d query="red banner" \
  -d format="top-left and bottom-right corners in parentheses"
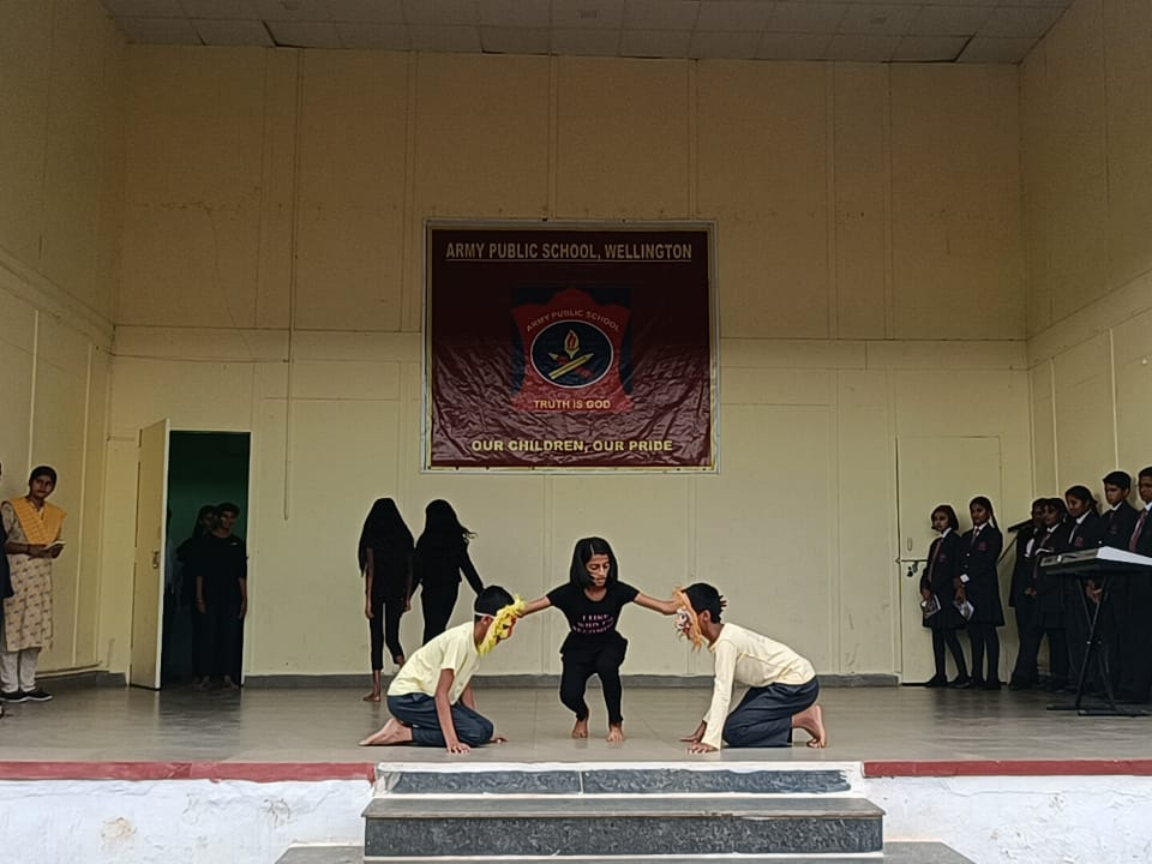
top-left (425, 224), bottom-right (715, 470)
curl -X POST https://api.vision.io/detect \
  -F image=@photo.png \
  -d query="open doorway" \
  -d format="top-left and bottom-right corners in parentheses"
top-left (161, 431), bottom-right (251, 688)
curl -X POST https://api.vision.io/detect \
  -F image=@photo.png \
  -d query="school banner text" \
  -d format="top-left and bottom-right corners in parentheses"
top-left (425, 224), bottom-right (715, 470)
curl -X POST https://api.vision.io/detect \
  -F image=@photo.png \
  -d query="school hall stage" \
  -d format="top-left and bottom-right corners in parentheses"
top-left (2, 682), bottom-right (1151, 863)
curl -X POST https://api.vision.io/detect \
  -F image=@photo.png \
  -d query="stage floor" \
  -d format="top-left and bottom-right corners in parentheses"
top-left (1, 682), bottom-right (1150, 773)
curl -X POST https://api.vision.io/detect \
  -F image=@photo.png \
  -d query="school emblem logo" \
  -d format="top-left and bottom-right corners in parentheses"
top-left (511, 286), bottom-right (632, 412)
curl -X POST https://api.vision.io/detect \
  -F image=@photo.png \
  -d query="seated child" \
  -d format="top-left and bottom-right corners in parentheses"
top-left (518, 536), bottom-right (678, 742)
top-left (674, 583), bottom-right (827, 752)
top-left (359, 585), bottom-right (521, 753)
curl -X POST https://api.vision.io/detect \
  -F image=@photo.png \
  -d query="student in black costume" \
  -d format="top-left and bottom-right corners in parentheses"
top-left (358, 497), bottom-right (415, 703)
top-left (1008, 499), bottom-right (1046, 690)
top-left (919, 505), bottom-right (970, 688)
top-left (413, 500), bottom-right (484, 644)
top-left (1060, 485), bottom-right (1104, 690)
top-left (519, 536), bottom-right (678, 742)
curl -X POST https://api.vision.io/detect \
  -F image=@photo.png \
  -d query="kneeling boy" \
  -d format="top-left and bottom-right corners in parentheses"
top-left (360, 586), bottom-right (520, 753)
top-left (675, 583), bottom-right (826, 752)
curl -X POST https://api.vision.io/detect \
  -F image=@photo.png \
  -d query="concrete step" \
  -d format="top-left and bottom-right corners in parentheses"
top-left (362, 795), bottom-right (884, 857)
top-left (375, 764), bottom-right (853, 796)
top-left (276, 841), bottom-right (974, 864)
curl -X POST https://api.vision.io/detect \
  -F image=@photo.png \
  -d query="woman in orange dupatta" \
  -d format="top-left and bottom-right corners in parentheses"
top-left (1, 465), bottom-right (65, 703)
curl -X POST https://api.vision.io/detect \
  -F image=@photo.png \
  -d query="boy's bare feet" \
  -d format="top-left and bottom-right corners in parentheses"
top-left (792, 704), bottom-right (827, 748)
top-left (571, 718), bottom-right (589, 739)
top-left (359, 717), bottom-right (413, 747)
top-left (606, 723), bottom-right (625, 743)
top-left (362, 692), bottom-right (382, 703)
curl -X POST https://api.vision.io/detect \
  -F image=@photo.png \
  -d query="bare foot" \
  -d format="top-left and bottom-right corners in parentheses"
top-left (792, 704), bottom-right (827, 749)
top-left (571, 718), bottom-right (589, 739)
top-left (359, 717), bottom-right (413, 747)
top-left (362, 691), bottom-right (382, 703)
top-left (606, 723), bottom-right (625, 743)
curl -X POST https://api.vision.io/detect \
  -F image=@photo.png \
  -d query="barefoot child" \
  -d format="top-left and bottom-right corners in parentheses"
top-left (518, 537), bottom-right (678, 742)
top-left (674, 583), bottom-right (827, 752)
top-left (359, 586), bottom-right (521, 753)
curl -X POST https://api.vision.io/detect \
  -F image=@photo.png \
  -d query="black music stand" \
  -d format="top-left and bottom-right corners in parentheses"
top-left (1044, 557), bottom-right (1150, 718)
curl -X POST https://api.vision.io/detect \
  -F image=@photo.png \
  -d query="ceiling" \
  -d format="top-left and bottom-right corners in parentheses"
top-left (100, 0), bottom-right (1072, 64)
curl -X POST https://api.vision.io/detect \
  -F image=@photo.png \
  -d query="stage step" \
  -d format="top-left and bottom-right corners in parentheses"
top-left (362, 795), bottom-right (884, 857)
top-left (276, 841), bottom-right (975, 864)
top-left (375, 764), bottom-right (854, 795)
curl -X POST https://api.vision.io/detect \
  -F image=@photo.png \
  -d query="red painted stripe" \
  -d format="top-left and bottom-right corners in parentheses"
top-left (0, 761), bottom-right (375, 783)
top-left (864, 759), bottom-right (1152, 778)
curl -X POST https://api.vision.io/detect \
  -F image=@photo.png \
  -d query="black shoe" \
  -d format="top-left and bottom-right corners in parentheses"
top-left (949, 676), bottom-right (973, 689)
top-left (1008, 679), bottom-right (1033, 692)
top-left (0, 690), bottom-right (26, 703)
top-left (970, 677), bottom-right (987, 688)
top-left (923, 675), bottom-right (948, 688)
top-left (982, 679), bottom-right (1003, 691)
top-left (23, 689), bottom-right (52, 702)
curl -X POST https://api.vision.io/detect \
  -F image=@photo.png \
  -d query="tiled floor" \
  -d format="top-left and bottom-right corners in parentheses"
top-left (0, 681), bottom-right (1148, 765)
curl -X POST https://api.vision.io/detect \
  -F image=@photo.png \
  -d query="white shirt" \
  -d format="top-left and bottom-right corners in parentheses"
top-left (702, 622), bottom-right (816, 750)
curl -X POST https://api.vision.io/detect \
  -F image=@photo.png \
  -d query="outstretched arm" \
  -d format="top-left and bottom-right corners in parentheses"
top-left (519, 596), bottom-right (553, 617)
top-left (634, 592), bottom-right (679, 615)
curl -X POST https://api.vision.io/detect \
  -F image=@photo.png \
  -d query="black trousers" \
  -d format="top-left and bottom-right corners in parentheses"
top-left (559, 636), bottom-right (628, 726)
top-left (1117, 573), bottom-right (1152, 702)
top-left (421, 582), bottom-right (460, 645)
top-left (197, 603), bottom-right (240, 679)
top-left (723, 679), bottom-right (820, 748)
top-left (967, 622), bottom-right (1001, 682)
top-left (931, 629), bottom-right (968, 679)
top-left (1011, 601), bottom-right (1040, 685)
top-left (369, 594), bottom-right (406, 669)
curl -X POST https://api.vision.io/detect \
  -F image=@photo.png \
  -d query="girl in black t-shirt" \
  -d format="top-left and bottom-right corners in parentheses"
top-left (519, 536), bottom-right (678, 742)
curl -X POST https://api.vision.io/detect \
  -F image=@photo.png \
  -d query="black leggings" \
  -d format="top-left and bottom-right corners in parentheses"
top-left (421, 582), bottom-right (460, 645)
top-left (967, 623), bottom-right (1000, 682)
top-left (932, 629), bottom-right (968, 680)
top-left (369, 595), bottom-right (406, 669)
top-left (559, 637), bottom-right (628, 726)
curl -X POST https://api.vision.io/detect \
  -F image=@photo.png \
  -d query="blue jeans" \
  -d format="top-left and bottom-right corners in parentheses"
top-left (387, 692), bottom-right (494, 747)
top-left (723, 678), bottom-right (820, 748)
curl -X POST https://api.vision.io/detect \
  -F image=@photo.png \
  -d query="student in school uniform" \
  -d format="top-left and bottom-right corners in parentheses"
top-left (958, 496), bottom-right (1004, 690)
top-left (1009, 499), bottom-right (1047, 690)
top-left (1098, 471), bottom-right (1139, 693)
top-left (919, 505), bottom-right (970, 688)
top-left (1031, 498), bottom-right (1071, 692)
top-left (1060, 486), bottom-right (1105, 690)
top-left (1117, 468), bottom-right (1152, 704)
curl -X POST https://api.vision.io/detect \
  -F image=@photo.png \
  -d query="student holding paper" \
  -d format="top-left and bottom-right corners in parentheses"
top-left (1, 465), bottom-right (66, 704)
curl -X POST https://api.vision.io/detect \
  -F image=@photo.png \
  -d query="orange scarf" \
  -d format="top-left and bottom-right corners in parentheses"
top-left (6, 497), bottom-right (66, 546)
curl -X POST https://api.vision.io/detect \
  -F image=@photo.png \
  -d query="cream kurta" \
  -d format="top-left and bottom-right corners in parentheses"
top-left (1, 501), bottom-right (58, 652)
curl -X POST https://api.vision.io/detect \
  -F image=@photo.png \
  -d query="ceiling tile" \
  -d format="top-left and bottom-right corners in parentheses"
top-left (620, 28), bottom-right (691, 57)
top-left (957, 34), bottom-right (1036, 61)
top-left (979, 5), bottom-right (1063, 37)
top-left (917, 0), bottom-right (998, 6)
top-left (193, 18), bottom-right (274, 45)
top-left (336, 22), bottom-right (412, 48)
top-left (103, 0), bottom-right (184, 16)
top-left (180, 0), bottom-right (260, 19)
top-left (480, 26), bottom-right (551, 52)
top-left (404, 0), bottom-right (481, 26)
top-left (908, 5), bottom-right (992, 35)
top-left (266, 19), bottom-right (342, 46)
top-left (756, 31), bottom-right (831, 59)
top-left (478, 0), bottom-right (552, 28)
top-left (409, 24), bottom-right (483, 50)
top-left (552, 0), bottom-right (626, 29)
top-left (768, 2), bottom-right (848, 33)
top-left (696, 1), bottom-right (774, 31)
top-left (550, 26), bottom-right (622, 53)
top-left (116, 16), bottom-right (202, 43)
top-left (689, 29), bottom-right (761, 57)
top-left (254, 0), bottom-right (406, 22)
top-left (823, 33), bottom-right (899, 59)
top-left (892, 34), bottom-right (967, 60)
top-left (838, 4), bottom-right (919, 36)
top-left (624, 0), bottom-right (701, 30)
top-left (1002, 0), bottom-right (1070, 6)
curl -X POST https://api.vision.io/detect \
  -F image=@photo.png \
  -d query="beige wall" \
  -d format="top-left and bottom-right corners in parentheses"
top-left (1023, 0), bottom-right (1152, 494)
top-left (101, 47), bottom-right (1030, 680)
top-left (0, 0), bottom-right (122, 672)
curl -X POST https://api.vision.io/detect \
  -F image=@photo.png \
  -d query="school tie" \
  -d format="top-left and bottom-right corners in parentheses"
top-left (1129, 510), bottom-right (1148, 553)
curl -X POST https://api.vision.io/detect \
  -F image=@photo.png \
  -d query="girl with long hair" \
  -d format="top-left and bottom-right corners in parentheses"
top-left (358, 498), bottom-right (415, 702)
